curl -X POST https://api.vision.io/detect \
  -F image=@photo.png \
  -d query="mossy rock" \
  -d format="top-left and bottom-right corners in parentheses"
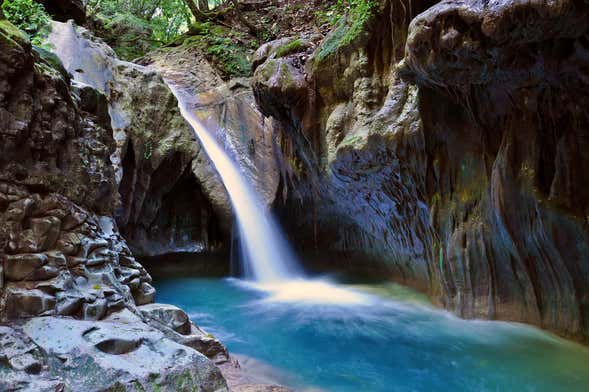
top-left (0, 18), bottom-right (30, 48)
top-left (313, 0), bottom-right (378, 66)
top-left (275, 38), bottom-right (310, 58)
top-left (33, 45), bottom-right (70, 82)
top-left (178, 23), bottom-right (253, 79)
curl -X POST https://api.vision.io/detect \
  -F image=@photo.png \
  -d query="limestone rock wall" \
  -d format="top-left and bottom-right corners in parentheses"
top-left (252, 0), bottom-right (589, 341)
top-left (252, 1), bottom-right (439, 289)
top-left (401, 0), bottom-right (589, 340)
top-left (0, 18), bottom-right (230, 390)
top-left (47, 21), bottom-right (227, 258)
top-left (0, 18), bottom-right (153, 321)
top-left (141, 43), bottom-right (284, 213)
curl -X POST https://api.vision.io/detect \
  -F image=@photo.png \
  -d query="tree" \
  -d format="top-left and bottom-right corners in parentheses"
top-left (198, 0), bottom-right (209, 12)
top-left (182, 0), bottom-right (206, 21)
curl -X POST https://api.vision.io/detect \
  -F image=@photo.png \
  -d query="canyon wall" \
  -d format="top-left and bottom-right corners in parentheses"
top-left (252, 0), bottom-right (589, 341)
top-left (0, 16), bottom-right (229, 390)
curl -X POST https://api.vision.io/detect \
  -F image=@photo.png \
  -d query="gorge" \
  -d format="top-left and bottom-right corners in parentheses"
top-left (0, 0), bottom-right (588, 391)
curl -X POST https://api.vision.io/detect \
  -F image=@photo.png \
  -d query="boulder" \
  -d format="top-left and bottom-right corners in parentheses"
top-left (4, 254), bottom-right (48, 281)
top-left (4, 287), bottom-right (56, 318)
top-left (139, 303), bottom-right (230, 364)
top-left (139, 303), bottom-right (192, 335)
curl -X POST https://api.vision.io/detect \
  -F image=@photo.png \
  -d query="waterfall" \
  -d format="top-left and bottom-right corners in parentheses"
top-left (168, 85), bottom-right (301, 283)
top-left (168, 83), bottom-right (369, 305)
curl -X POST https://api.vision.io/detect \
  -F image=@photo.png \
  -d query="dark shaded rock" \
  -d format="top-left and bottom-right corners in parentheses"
top-left (35, 0), bottom-right (86, 24)
top-left (400, 0), bottom-right (589, 341)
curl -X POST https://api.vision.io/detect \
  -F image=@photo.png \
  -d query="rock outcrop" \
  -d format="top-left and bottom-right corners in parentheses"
top-left (252, 1), bottom-right (438, 288)
top-left (0, 18), bottom-right (230, 390)
top-left (401, 0), bottom-right (589, 340)
top-left (0, 311), bottom-right (227, 391)
top-left (141, 39), bottom-right (285, 211)
top-left (47, 21), bottom-right (228, 258)
top-left (252, 0), bottom-right (589, 341)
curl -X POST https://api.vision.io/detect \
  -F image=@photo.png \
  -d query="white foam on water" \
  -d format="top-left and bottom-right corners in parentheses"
top-left (228, 277), bottom-right (373, 306)
top-left (168, 83), bottom-right (368, 306)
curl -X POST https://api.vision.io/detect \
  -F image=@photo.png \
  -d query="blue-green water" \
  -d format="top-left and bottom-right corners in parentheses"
top-left (155, 277), bottom-right (589, 391)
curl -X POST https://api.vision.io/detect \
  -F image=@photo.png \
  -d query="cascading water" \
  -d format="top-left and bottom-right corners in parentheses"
top-left (167, 83), bottom-right (369, 305)
top-left (168, 85), bottom-right (300, 283)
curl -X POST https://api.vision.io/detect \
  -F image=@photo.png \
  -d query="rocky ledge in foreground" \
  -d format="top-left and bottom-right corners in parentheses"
top-left (0, 15), bottom-right (232, 390)
top-left (0, 308), bottom-right (228, 391)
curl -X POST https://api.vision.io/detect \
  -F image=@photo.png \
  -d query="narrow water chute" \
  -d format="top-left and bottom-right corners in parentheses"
top-left (167, 84), bottom-right (301, 283)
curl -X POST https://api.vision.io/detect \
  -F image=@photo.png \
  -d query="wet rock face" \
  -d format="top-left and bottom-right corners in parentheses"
top-left (0, 20), bottom-right (154, 321)
top-left (252, 2), bottom-right (437, 287)
top-left (254, 0), bottom-right (589, 340)
top-left (0, 25), bottom-right (114, 216)
top-left (401, 0), bottom-right (589, 340)
top-left (47, 21), bottom-right (227, 258)
top-left (0, 185), bottom-right (155, 320)
top-left (142, 43), bottom-right (284, 212)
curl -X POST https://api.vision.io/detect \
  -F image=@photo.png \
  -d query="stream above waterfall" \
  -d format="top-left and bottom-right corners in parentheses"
top-left (155, 274), bottom-right (589, 392)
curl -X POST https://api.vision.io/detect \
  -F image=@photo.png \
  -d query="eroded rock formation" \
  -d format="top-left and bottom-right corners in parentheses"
top-left (252, 0), bottom-right (438, 289)
top-left (401, 0), bottom-right (589, 340)
top-left (47, 20), bottom-right (228, 258)
top-left (252, 0), bottom-right (589, 341)
top-left (0, 18), bottom-right (229, 390)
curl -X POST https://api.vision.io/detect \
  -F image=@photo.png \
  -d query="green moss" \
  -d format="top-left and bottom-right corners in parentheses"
top-left (340, 135), bottom-right (365, 148)
top-left (33, 45), bottom-right (69, 81)
top-left (173, 370), bottom-right (194, 389)
top-left (275, 38), bottom-right (307, 58)
top-left (288, 156), bottom-right (304, 178)
top-left (314, 0), bottom-right (377, 63)
top-left (181, 22), bottom-right (253, 79)
top-left (0, 18), bottom-right (26, 39)
top-left (278, 61), bottom-right (294, 86)
top-left (257, 59), bottom-right (278, 81)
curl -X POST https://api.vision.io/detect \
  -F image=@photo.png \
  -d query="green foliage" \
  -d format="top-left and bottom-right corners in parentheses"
top-left (183, 21), bottom-right (252, 78)
top-left (2, 0), bottom-right (50, 45)
top-left (88, 0), bottom-right (193, 59)
top-left (315, 0), bottom-right (377, 62)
